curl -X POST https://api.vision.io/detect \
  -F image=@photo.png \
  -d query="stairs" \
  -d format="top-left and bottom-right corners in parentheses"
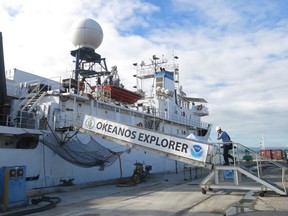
top-left (200, 143), bottom-right (287, 196)
top-left (21, 91), bottom-right (47, 112)
top-left (9, 82), bottom-right (48, 127)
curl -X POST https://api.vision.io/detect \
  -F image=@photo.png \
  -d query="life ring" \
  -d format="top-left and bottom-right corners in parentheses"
top-left (197, 104), bottom-right (203, 110)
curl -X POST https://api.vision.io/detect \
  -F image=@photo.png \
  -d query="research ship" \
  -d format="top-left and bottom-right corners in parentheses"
top-left (0, 18), bottom-right (211, 190)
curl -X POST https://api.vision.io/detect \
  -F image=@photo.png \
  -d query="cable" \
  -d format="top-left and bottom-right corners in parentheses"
top-left (3, 196), bottom-right (61, 216)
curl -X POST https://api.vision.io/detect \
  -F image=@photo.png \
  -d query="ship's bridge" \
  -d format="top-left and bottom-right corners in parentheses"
top-left (184, 97), bottom-right (209, 116)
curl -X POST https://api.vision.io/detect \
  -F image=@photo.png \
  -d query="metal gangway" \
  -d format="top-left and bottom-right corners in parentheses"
top-left (80, 115), bottom-right (287, 196)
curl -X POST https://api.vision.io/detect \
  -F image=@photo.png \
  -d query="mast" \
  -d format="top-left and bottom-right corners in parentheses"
top-left (260, 132), bottom-right (265, 150)
top-left (0, 32), bottom-right (7, 105)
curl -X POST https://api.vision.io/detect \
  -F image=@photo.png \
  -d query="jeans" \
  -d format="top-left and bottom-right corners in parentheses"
top-left (223, 144), bottom-right (234, 164)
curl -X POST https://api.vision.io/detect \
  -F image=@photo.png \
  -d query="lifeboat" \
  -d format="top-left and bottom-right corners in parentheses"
top-left (109, 85), bottom-right (142, 104)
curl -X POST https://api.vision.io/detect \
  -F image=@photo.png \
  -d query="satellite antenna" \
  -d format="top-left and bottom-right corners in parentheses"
top-left (70, 18), bottom-right (108, 82)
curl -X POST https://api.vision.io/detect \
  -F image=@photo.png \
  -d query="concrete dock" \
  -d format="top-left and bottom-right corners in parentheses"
top-left (2, 168), bottom-right (288, 216)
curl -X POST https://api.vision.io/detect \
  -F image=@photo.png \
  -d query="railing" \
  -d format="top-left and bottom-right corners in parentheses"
top-left (9, 76), bottom-right (62, 125)
top-left (2, 103), bottom-right (211, 143)
top-left (156, 108), bottom-right (210, 130)
top-left (0, 114), bottom-right (12, 127)
top-left (14, 76), bottom-right (62, 98)
top-left (210, 141), bottom-right (287, 194)
top-left (192, 105), bottom-right (209, 116)
top-left (0, 112), bottom-right (40, 129)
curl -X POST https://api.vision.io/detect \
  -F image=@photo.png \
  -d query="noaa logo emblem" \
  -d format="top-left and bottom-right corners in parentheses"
top-left (85, 117), bottom-right (96, 129)
top-left (190, 145), bottom-right (203, 158)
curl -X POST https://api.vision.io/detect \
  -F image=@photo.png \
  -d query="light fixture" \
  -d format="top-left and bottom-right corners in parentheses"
top-left (153, 55), bottom-right (159, 60)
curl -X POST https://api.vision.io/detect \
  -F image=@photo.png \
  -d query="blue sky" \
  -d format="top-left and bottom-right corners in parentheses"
top-left (1, 0), bottom-right (288, 148)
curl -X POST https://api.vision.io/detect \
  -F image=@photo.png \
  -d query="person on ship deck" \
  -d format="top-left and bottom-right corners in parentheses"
top-left (79, 77), bottom-right (85, 95)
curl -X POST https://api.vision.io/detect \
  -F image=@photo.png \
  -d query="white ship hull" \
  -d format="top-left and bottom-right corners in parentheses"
top-left (0, 129), bottom-right (178, 190)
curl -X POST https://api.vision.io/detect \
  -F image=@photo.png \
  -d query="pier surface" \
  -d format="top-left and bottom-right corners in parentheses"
top-left (2, 169), bottom-right (288, 216)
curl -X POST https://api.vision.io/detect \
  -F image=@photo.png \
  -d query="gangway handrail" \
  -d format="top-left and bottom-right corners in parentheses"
top-left (204, 141), bottom-right (287, 195)
top-left (212, 141), bottom-right (287, 167)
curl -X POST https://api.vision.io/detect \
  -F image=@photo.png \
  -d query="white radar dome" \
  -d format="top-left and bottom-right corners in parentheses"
top-left (71, 18), bottom-right (103, 50)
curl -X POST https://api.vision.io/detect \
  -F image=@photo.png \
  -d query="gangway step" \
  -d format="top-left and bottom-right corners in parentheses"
top-left (200, 164), bottom-right (287, 196)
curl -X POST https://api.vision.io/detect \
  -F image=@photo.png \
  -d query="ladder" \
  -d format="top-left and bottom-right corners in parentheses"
top-left (10, 82), bottom-right (46, 117)
top-left (21, 91), bottom-right (47, 112)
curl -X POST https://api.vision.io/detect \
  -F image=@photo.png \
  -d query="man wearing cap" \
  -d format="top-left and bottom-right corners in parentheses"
top-left (216, 126), bottom-right (234, 165)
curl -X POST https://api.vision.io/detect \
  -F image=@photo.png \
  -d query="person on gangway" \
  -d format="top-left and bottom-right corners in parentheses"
top-left (216, 126), bottom-right (235, 165)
